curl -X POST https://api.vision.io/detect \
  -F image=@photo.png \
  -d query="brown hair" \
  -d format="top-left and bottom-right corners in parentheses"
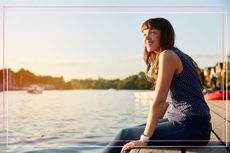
top-left (141, 18), bottom-right (175, 85)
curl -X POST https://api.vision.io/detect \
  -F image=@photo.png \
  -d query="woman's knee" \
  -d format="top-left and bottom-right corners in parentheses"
top-left (116, 128), bottom-right (129, 140)
top-left (116, 127), bottom-right (139, 140)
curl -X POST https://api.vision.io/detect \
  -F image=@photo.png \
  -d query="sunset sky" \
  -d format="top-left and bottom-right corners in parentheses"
top-left (0, 0), bottom-right (229, 81)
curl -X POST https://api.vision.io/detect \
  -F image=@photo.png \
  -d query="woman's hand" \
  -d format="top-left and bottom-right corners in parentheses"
top-left (120, 140), bottom-right (147, 153)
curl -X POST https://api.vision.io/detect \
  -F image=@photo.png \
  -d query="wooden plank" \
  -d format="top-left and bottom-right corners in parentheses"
top-left (207, 101), bottom-right (230, 121)
top-left (138, 148), bottom-right (181, 153)
top-left (186, 146), bottom-right (229, 153)
top-left (210, 110), bottom-right (230, 150)
top-left (129, 148), bottom-right (140, 153)
top-left (186, 132), bottom-right (229, 153)
top-left (207, 100), bottom-right (230, 112)
top-left (207, 100), bottom-right (230, 150)
top-left (207, 100), bottom-right (230, 110)
top-left (210, 111), bottom-right (226, 141)
top-left (208, 131), bottom-right (224, 145)
top-left (209, 105), bottom-right (230, 122)
top-left (208, 100), bottom-right (230, 149)
top-left (129, 133), bottom-right (228, 153)
top-left (129, 147), bottom-right (181, 153)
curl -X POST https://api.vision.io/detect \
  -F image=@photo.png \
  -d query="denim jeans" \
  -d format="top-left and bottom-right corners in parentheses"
top-left (103, 118), bottom-right (211, 153)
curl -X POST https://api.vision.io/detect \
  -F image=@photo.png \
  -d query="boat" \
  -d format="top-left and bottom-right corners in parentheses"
top-left (204, 90), bottom-right (230, 100)
top-left (134, 90), bottom-right (172, 102)
top-left (27, 85), bottom-right (43, 94)
top-left (134, 91), bottom-right (154, 101)
top-left (108, 88), bottom-right (117, 91)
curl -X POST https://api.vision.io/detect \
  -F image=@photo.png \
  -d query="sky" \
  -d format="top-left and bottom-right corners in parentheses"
top-left (0, 0), bottom-right (229, 81)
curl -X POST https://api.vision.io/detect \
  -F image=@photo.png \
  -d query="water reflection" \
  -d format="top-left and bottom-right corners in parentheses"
top-left (2, 90), bottom-right (152, 152)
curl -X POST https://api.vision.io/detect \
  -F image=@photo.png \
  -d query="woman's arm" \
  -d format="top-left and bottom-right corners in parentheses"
top-left (143, 50), bottom-right (177, 137)
top-left (160, 101), bottom-right (169, 119)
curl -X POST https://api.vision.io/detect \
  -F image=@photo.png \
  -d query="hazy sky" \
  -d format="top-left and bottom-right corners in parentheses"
top-left (0, 0), bottom-right (229, 81)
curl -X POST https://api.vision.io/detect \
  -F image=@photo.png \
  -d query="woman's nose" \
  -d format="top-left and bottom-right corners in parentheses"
top-left (145, 33), bottom-right (151, 40)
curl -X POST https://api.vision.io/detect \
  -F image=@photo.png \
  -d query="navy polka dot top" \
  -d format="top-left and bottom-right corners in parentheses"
top-left (166, 47), bottom-right (211, 126)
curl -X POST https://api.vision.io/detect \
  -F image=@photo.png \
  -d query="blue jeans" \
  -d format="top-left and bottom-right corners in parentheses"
top-left (103, 118), bottom-right (211, 153)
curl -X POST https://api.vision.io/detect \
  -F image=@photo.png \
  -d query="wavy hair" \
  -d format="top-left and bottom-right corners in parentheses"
top-left (141, 18), bottom-right (175, 85)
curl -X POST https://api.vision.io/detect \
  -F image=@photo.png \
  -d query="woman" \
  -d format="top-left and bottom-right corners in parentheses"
top-left (103, 18), bottom-right (212, 153)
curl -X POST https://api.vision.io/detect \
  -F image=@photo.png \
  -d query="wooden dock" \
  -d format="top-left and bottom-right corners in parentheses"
top-left (130, 100), bottom-right (230, 153)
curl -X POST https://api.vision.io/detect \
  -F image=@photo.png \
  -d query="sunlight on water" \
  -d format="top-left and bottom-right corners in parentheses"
top-left (1, 90), bottom-right (152, 153)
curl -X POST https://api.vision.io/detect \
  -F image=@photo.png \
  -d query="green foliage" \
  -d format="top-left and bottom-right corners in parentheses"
top-left (0, 68), bottom-right (152, 90)
top-left (69, 72), bottom-right (152, 90)
top-left (2, 56), bottom-right (229, 91)
top-left (0, 68), bottom-right (65, 89)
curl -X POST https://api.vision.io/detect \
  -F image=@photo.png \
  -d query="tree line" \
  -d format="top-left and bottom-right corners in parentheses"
top-left (1, 57), bottom-right (229, 91)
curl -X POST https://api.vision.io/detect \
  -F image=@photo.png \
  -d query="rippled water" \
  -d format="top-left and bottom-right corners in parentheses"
top-left (1, 90), bottom-right (152, 153)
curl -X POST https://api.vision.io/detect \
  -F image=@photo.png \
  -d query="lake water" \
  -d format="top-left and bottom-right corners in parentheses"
top-left (1, 90), bottom-right (152, 153)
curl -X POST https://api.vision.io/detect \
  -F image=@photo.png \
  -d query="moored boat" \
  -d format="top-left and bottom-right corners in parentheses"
top-left (27, 86), bottom-right (43, 94)
top-left (204, 90), bottom-right (229, 100)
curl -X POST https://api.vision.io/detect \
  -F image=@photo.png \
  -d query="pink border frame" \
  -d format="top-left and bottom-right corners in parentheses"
top-left (1, 5), bottom-right (227, 148)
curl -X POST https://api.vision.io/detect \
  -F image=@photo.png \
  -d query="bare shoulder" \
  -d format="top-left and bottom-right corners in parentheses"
top-left (159, 49), bottom-right (178, 62)
top-left (159, 49), bottom-right (183, 74)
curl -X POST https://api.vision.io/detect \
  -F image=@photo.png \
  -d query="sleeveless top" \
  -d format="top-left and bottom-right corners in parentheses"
top-left (166, 47), bottom-right (211, 127)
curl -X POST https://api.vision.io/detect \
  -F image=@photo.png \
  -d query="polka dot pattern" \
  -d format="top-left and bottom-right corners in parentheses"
top-left (167, 47), bottom-right (211, 125)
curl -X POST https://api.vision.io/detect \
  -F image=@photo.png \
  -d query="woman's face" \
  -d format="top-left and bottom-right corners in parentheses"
top-left (143, 28), bottom-right (161, 52)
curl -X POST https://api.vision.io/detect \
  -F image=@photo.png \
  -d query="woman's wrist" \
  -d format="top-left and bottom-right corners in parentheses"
top-left (140, 133), bottom-right (150, 144)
